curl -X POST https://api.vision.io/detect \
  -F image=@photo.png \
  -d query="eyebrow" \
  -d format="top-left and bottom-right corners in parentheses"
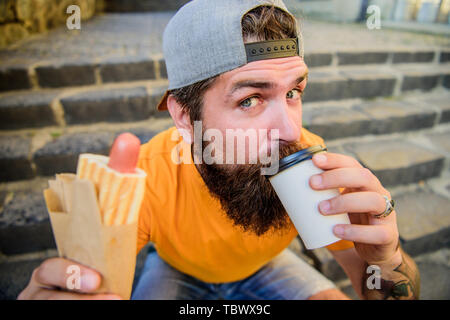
top-left (228, 72), bottom-right (308, 98)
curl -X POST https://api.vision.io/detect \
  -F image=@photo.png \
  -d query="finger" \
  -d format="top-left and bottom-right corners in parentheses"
top-left (34, 258), bottom-right (101, 293)
top-left (310, 167), bottom-right (382, 192)
top-left (333, 224), bottom-right (397, 245)
top-left (31, 288), bottom-right (122, 300)
top-left (319, 192), bottom-right (388, 217)
top-left (312, 152), bottom-right (363, 170)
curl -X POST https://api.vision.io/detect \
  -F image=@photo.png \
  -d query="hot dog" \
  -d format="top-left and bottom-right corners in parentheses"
top-left (76, 133), bottom-right (146, 226)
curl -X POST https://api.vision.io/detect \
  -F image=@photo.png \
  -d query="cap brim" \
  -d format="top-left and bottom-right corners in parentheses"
top-left (156, 90), bottom-right (169, 111)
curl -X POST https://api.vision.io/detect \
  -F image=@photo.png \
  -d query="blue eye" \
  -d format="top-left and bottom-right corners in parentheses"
top-left (287, 89), bottom-right (302, 99)
top-left (240, 96), bottom-right (259, 108)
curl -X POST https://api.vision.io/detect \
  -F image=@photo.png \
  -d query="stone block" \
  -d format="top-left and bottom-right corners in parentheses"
top-left (36, 62), bottom-right (96, 88)
top-left (402, 74), bottom-right (440, 92)
top-left (396, 191), bottom-right (450, 256)
top-left (414, 94), bottom-right (450, 124)
top-left (355, 100), bottom-right (437, 134)
top-left (337, 51), bottom-right (389, 65)
top-left (99, 58), bottom-right (156, 83)
top-left (61, 86), bottom-right (151, 124)
top-left (302, 72), bottom-right (349, 102)
top-left (397, 64), bottom-right (449, 92)
top-left (304, 52), bottom-right (332, 68)
top-left (444, 75), bottom-right (450, 89)
top-left (0, 136), bottom-right (34, 182)
top-left (340, 68), bottom-right (396, 99)
top-left (33, 132), bottom-right (113, 176)
top-left (440, 51), bottom-right (450, 63)
top-left (0, 91), bottom-right (58, 129)
top-left (414, 249), bottom-right (450, 299)
top-left (343, 139), bottom-right (445, 187)
top-left (0, 258), bottom-right (45, 299)
top-left (0, 191), bottom-right (55, 254)
top-left (425, 131), bottom-right (450, 154)
top-left (0, 66), bottom-right (31, 92)
top-left (392, 51), bottom-right (435, 64)
top-left (303, 105), bottom-right (372, 140)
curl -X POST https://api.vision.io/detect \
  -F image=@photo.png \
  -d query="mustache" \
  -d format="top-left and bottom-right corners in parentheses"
top-left (198, 139), bottom-right (305, 167)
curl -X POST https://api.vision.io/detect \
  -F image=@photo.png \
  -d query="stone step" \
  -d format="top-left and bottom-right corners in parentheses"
top-left (0, 81), bottom-right (169, 130)
top-left (1, 47), bottom-right (448, 92)
top-left (302, 63), bottom-right (450, 103)
top-left (303, 89), bottom-right (450, 141)
top-left (1, 123), bottom-right (449, 255)
top-left (1, 64), bottom-right (449, 131)
top-left (326, 127), bottom-right (450, 188)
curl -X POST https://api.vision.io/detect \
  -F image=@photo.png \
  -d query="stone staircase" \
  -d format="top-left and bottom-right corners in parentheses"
top-left (0, 12), bottom-right (449, 299)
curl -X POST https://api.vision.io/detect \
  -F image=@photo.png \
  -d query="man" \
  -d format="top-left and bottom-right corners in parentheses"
top-left (19, 0), bottom-right (419, 300)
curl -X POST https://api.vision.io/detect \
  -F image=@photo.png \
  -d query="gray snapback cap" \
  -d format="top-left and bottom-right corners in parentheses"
top-left (157, 0), bottom-right (303, 111)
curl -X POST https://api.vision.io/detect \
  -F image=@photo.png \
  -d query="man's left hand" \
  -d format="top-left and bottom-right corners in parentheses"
top-left (310, 152), bottom-right (401, 266)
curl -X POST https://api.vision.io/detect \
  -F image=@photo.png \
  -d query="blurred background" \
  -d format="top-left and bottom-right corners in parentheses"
top-left (0, 0), bottom-right (449, 300)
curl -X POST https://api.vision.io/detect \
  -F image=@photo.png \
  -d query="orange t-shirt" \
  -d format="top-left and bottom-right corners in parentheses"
top-left (136, 126), bottom-right (354, 283)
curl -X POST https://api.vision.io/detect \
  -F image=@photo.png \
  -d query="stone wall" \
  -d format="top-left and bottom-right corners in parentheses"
top-left (0, 0), bottom-right (98, 48)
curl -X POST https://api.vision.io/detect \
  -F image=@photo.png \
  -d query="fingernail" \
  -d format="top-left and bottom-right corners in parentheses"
top-left (334, 225), bottom-right (345, 237)
top-left (310, 175), bottom-right (322, 187)
top-left (319, 200), bottom-right (330, 213)
top-left (314, 154), bottom-right (326, 164)
top-left (81, 272), bottom-right (100, 291)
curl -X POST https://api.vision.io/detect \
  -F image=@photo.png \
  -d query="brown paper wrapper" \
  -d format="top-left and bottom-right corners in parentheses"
top-left (44, 173), bottom-right (138, 299)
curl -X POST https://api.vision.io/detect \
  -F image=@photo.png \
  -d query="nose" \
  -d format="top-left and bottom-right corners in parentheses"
top-left (270, 101), bottom-right (301, 143)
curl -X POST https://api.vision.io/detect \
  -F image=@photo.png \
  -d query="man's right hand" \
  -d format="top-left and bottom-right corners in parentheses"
top-left (17, 258), bottom-right (122, 300)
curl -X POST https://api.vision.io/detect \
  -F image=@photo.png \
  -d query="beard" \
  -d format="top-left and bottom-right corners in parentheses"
top-left (195, 137), bottom-right (306, 237)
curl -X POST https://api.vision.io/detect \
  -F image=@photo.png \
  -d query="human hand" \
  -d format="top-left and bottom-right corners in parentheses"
top-left (309, 152), bottom-right (401, 266)
top-left (17, 257), bottom-right (122, 300)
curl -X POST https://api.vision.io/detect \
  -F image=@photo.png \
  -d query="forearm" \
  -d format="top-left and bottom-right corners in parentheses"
top-left (361, 246), bottom-right (420, 300)
top-left (330, 248), bottom-right (366, 299)
top-left (331, 245), bottom-right (420, 300)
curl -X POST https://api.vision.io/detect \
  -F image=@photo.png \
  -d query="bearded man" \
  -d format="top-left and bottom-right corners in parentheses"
top-left (19, 0), bottom-right (419, 300)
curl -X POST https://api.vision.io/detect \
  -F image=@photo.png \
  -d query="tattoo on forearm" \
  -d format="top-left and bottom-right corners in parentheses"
top-left (362, 248), bottom-right (420, 300)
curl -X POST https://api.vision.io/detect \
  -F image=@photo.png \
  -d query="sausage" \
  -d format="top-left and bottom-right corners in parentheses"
top-left (107, 133), bottom-right (141, 173)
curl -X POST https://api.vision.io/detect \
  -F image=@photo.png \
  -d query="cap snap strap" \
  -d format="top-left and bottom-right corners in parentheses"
top-left (245, 38), bottom-right (300, 63)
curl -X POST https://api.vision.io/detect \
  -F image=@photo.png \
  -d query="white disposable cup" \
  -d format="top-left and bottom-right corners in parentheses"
top-left (269, 146), bottom-right (350, 250)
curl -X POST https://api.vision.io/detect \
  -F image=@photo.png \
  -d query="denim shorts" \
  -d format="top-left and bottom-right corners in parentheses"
top-left (131, 248), bottom-right (336, 300)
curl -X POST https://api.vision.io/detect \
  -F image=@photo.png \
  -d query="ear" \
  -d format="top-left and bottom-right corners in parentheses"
top-left (166, 95), bottom-right (193, 144)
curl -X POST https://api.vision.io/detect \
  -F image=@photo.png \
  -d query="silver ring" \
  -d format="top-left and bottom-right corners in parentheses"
top-left (374, 195), bottom-right (395, 219)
